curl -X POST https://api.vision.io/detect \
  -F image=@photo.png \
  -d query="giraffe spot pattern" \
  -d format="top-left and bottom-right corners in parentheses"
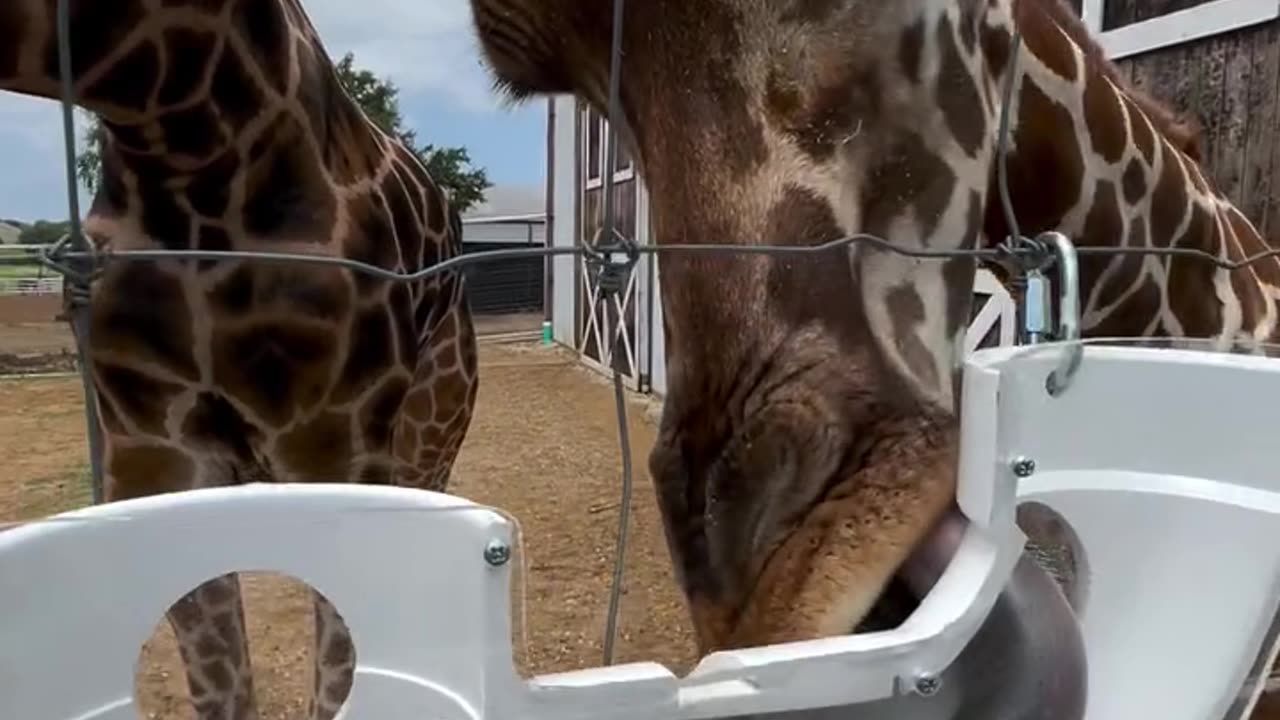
top-left (383, 168), bottom-right (425, 268)
top-left (861, 131), bottom-right (957, 243)
top-left (1149, 141), bottom-right (1190, 247)
top-left (276, 412), bottom-right (353, 481)
top-left (137, 174), bottom-right (195, 249)
top-left (1124, 96), bottom-right (1156, 165)
top-left (1121, 158), bottom-right (1146, 205)
top-left (1222, 220), bottom-right (1268, 330)
top-left (210, 322), bottom-right (337, 427)
top-left (158, 27), bottom-right (219, 107)
top-left (1004, 81), bottom-right (1084, 230)
top-left (241, 112), bottom-right (336, 239)
top-left (360, 375), bottom-right (411, 453)
top-left (1168, 204), bottom-right (1226, 336)
top-left (1082, 69), bottom-right (1126, 164)
top-left (389, 282), bottom-right (419, 367)
top-left (1082, 180), bottom-right (1121, 250)
top-left (886, 283), bottom-right (941, 393)
top-left (97, 363), bottom-right (185, 437)
top-left (344, 191), bottom-right (403, 295)
top-left (91, 263), bottom-right (200, 380)
top-left (209, 45), bottom-right (263, 131)
top-left (39, 0), bottom-right (146, 82)
top-left (202, 661), bottom-right (234, 693)
top-left (333, 305), bottom-right (396, 404)
top-left (898, 19), bottom-right (925, 84)
top-left (181, 392), bottom-right (261, 462)
top-left (107, 445), bottom-right (195, 500)
top-left (979, 20), bottom-right (1013, 80)
top-left (934, 14), bottom-right (987, 158)
top-left (161, 103), bottom-right (229, 160)
top-left (187, 151), bottom-right (240, 218)
top-left (83, 39), bottom-right (162, 114)
top-left (763, 186), bottom-right (859, 346)
top-left (1018, 3), bottom-right (1077, 82)
top-left (231, 0), bottom-right (291, 95)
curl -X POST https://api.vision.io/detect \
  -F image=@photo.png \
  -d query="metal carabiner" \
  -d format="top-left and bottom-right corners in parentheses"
top-left (1036, 232), bottom-right (1082, 397)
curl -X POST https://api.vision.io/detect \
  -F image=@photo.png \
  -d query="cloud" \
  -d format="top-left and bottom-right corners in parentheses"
top-left (304, 0), bottom-right (505, 114)
top-left (0, 0), bottom-right (538, 221)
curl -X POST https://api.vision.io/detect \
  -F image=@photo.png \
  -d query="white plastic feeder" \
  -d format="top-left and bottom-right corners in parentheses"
top-left (1, 339), bottom-right (1278, 719)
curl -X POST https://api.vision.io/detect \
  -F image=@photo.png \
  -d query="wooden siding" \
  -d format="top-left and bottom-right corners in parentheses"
top-left (1110, 14), bottom-right (1280, 238)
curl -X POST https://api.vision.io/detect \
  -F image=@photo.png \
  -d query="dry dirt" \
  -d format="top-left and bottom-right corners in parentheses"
top-left (0, 300), bottom-right (697, 719)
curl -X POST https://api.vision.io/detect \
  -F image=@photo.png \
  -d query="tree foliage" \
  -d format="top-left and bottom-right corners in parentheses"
top-left (76, 51), bottom-right (490, 213)
top-left (332, 53), bottom-right (490, 212)
top-left (17, 220), bottom-right (71, 245)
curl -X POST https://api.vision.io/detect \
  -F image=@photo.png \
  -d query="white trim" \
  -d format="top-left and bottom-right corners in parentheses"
top-left (1081, 0), bottom-right (1106, 34)
top-left (460, 213), bottom-right (545, 225)
top-left (1097, 0), bottom-right (1280, 60)
top-left (965, 269), bottom-right (1018, 354)
top-left (582, 105), bottom-right (604, 189)
top-left (580, 103), bottom-right (635, 190)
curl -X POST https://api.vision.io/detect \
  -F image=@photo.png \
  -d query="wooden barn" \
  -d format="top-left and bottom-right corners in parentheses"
top-left (542, 0), bottom-right (1280, 396)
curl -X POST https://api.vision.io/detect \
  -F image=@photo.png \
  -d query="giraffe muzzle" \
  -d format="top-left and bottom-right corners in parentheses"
top-left (894, 507), bottom-right (1090, 720)
top-left (738, 508), bottom-right (1088, 720)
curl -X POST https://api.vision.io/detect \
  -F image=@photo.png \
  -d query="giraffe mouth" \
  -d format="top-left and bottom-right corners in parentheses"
top-left (888, 508), bottom-right (1089, 719)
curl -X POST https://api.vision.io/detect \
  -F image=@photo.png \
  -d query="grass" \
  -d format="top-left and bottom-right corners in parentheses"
top-left (0, 264), bottom-right (50, 279)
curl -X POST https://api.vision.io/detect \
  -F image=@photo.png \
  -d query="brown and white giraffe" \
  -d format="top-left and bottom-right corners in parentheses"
top-left (0, 1), bottom-right (479, 718)
top-left (469, 0), bottom-right (1278, 659)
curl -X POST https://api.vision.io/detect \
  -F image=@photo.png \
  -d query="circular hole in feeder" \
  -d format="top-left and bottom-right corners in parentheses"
top-left (133, 571), bottom-right (353, 720)
top-left (1017, 501), bottom-right (1090, 615)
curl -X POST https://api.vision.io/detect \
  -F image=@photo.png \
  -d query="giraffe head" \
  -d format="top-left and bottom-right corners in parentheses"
top-left (472, 0), bottom-right (1026, 653)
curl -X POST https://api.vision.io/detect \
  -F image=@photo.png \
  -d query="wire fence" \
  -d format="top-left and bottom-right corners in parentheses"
top-left (20, 0), bottom-right (1280, 693)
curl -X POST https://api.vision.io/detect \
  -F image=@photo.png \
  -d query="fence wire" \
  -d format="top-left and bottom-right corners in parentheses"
top-left (29, 0), bottom-right (1280, 682)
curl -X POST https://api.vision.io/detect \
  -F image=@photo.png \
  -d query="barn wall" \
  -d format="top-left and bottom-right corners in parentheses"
top-left (1109, 5), bottom-right (1280, 236)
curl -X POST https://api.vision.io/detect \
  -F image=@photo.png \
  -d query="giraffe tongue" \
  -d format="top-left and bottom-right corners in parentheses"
top-left (895, 508), bottom-right (1089, 719)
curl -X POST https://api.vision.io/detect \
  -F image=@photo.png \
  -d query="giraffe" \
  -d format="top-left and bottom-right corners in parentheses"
top-left (0, 1), bottom-right (479, 718)
top-left (468, 0), bottom-right (1279, 658)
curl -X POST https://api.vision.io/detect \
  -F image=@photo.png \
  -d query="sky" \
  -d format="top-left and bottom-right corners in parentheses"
top-left (0, 0), bottom-right (547, 223)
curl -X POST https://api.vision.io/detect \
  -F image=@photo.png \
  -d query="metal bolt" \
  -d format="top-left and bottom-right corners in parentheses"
top-left (914, 673), bottom-right (942, 696)
top-left (483, 538), bottom-right (511, 567)
top-left (1011, 456), bottom-right (1036, 478)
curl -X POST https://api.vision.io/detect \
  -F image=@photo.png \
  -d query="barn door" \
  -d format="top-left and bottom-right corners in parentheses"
top-left (575, 103), bottom-right (642, 389)
top-left (966, 269), bottom-right (1018, 353)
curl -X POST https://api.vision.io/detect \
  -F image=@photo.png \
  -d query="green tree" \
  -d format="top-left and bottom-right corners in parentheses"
top-left (76, 52), bottom-right (490, 213)
top-left (331, 53), bottom-right (490, 212)
top-left (18, 220), bottom-right (71, 245)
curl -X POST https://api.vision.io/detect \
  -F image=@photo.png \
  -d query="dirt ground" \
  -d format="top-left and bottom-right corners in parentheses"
top-left (0, 301), bottom-right (698, 718)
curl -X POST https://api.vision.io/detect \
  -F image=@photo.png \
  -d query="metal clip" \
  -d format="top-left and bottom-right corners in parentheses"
top-left (1036, 231), bottom-right (1082, 397)
top-left (1021, 270), bottom-right (1052, 344)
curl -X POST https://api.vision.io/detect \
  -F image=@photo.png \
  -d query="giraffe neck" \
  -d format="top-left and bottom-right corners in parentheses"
top-left (980, 0), bottom-right (1280, 346)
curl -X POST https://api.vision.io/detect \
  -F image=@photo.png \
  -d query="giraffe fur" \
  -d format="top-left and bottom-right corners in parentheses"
top-left (468, 0), bottom-right (1279, 656)
top-left (0, 2), bottom-right (479, 719)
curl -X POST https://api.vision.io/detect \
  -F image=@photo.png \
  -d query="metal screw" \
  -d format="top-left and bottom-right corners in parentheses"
top-left (914, 673), bottom-right (942, 696)
top-left (1011, 456), bottom-right (1036, 478)
top-left (483, 538), bottom-right (511, 567)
